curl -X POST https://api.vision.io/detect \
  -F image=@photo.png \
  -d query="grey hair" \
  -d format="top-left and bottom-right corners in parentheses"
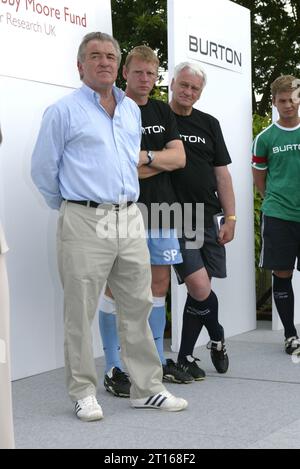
top-left (77, 32), bottom-right (122, 66)
top-left (173, 62), bottom-right (207, 87)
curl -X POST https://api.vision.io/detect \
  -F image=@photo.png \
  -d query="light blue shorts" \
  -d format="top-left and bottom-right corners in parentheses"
top-left (146, 229), bottom-right (183, 265)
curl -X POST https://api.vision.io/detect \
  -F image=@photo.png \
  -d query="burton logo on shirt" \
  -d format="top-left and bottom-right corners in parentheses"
top-left (142, 126), bottom-right (165, 134)
top-left (180, 134), bottom-right (206, 144)
top-left (273, 144), bottom-right (300, 154)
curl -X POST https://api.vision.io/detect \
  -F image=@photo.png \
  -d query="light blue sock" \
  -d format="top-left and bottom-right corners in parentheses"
top-left (148, 297), bottom-right (167, 365)
top-left (98, 295), bottom-right (123, 374)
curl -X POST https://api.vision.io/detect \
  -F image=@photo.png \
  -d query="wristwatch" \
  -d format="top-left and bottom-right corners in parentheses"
top-left (226, 215), bottom-right (237, 221)
top-left (146, 150), bottom-right (155, 166)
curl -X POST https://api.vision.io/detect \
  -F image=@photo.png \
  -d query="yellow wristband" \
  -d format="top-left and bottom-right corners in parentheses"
top-left (226, 215), bottom-right (237, 221)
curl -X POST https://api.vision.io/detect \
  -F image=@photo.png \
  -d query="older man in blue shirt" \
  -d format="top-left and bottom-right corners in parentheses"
top-left (31, 32), bottom-right (187, 422)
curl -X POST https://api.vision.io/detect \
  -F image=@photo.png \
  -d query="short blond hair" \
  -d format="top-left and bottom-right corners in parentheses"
top-left (271, 75), bottom-right (299, 98)
top-left (125, 45), bottom-right (159, 69)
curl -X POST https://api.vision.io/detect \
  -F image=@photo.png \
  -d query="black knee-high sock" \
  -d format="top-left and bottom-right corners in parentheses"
top-left (195, 290), bottom-right (223, 342)
top-left (178, 291), bottom-right (223, 360)
top-left (178, 294), bottom-right (203, 359)
top-left (273, 274), bottom-right (297, 339)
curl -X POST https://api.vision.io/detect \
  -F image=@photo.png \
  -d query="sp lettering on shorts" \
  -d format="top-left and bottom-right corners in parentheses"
top-left (163, 249), bottom-right (179, 262)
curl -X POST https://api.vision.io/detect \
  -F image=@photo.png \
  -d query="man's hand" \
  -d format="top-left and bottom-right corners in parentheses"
top-left (218, 219), bottom-right (236, 246)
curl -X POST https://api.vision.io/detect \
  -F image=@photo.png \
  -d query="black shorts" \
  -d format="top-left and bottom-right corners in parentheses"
top-left (173, 227), bottom-right (227, 284)
top-left (260, 214), bottom-right (300, 271)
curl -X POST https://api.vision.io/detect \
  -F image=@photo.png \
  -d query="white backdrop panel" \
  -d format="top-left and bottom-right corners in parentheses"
top-left (0, 0), bottom-right (112, 88)
top-left (168, 0), bottom-right (256, 351)
top-left (0, 0), bottom-right (112, 380)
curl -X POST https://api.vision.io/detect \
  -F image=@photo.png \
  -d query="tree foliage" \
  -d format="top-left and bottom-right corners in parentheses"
top-left (232, 0), bottom-right (300, 115)
top-left (112, 0), bottom-right (300, 115)
top-left (252, 114), bottom-right (271, 267)
top-left (111, 0), bottom-right (167, 88)
top-left (252, 113), bottom-right (272, 310)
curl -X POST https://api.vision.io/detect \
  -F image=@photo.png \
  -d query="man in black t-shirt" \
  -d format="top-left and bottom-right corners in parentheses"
top-left (98, 47), bottom-right (193, 398)
top-left (170, 62), bottom-right (236, 376)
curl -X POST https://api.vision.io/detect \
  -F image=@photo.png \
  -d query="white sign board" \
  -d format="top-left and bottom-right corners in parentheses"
top-left (0, 0), bottom-right (112, 87)
top-left (187, 22), bottom-right (243, 74)
top-left (168, 0), bottom-right (256, 351)
top-left (0, 0), bottom-right (112, 380)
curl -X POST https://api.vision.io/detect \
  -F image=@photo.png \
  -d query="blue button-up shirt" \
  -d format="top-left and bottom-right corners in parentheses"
top-left (31, 84), bottom-right (141, 209)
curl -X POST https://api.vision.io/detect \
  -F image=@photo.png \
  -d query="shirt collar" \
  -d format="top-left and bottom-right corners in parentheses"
top-left (275, 121), bottom-right (300, 132)
top-left (80, 83), bottom-right (125, 105)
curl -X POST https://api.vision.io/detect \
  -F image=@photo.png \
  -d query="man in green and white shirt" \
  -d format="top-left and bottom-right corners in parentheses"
top-left (252, 75), bottom-right (300, 356)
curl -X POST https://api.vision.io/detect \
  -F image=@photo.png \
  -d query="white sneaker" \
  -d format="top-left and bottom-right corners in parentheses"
top-left (131, 390), bottom-right (188, 412)
top-left (75, 395), bottom-right (103, 422)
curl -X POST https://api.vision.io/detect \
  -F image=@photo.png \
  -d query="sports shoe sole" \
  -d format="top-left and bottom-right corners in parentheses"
top-left (104, 383), bottom-right (130, 398)
top-left (163, 374), bottom-right (194, 384)
top-left (286, 350), bottom-right (300, 356)
top-left (76, 410), bottom-right (104, 422)
top-left (77, 413), bottom-right (103, 422)
top-left (192, 375), bottom-right (206, 381)
top-left (132, 402), bottom-right (188, 412)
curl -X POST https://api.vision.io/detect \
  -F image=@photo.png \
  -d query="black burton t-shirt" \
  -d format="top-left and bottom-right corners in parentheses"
top-left (138, 99), bottom-right (181, 219)
top-left (171, 108), bottom-right (231, 228)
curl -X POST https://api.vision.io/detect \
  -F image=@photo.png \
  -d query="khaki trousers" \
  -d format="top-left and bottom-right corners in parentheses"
top-left (0, 254), bottom-right (15, 449)
top-left (57, 202), bottom-right (165, 402)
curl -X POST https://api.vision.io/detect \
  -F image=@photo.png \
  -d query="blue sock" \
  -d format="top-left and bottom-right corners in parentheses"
top-left (98, 295), bottom-right (123, 373)
top-left (148, 297), bottom-right (167, 365)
